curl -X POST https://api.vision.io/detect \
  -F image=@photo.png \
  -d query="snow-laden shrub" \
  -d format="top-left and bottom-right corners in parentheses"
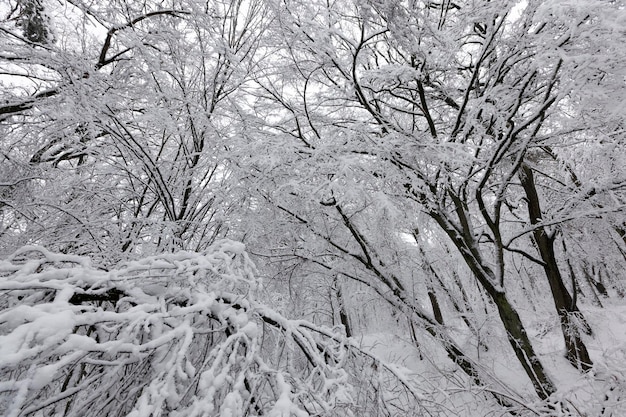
top-left (0, 242), bottom-right (435, 417)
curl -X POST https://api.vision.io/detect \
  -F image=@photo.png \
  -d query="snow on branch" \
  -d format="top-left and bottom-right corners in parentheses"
top-left (0, 242), bottom-right (432, 416)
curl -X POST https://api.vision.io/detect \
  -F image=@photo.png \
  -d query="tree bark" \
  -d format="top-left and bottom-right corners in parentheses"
top-left (333, 275), bottom-right (353, 337)
top-left (430, 210), bottom-right (556, 400)
top-left (519, 164), bottom-right (593, 371)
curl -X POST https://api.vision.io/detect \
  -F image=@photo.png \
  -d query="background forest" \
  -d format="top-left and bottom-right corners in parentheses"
top-left (1, 0), bottom-right (626, 415)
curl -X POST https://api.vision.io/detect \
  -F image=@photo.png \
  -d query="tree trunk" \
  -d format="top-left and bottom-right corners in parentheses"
top-left (427, 289), bottom-right (444, 325)
top-left (519, 164), bottom-right (593, 371)
top-left (490, 290), bottom-right (556, 400)
top-left (430, 211), bottom-right (557, 400)
top-left (333, 275), bottom-right (353, 337)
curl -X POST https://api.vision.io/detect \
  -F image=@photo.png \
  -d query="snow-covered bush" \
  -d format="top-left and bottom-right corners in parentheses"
top-left (0, 242), bottom-right (436, 417)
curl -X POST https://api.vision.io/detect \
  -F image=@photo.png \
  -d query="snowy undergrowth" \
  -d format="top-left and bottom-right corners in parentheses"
top-left (1, 242), bottom-right (450, 417)
top-left (356, 303), bottom-right (626, 417)
top-left (545, 303), bottom-right (626, 416)
top-left (3, 242), bottom-right (625, 416)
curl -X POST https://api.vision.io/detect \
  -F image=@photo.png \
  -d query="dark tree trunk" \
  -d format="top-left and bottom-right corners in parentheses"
top-left (491, 290), bottom-right (556, 400)
top-left (335, 206), bottom-right (518, 407)
top-left (429, 211), bottom-right (557, 400)
top-left (333, 276), bottom-right (353, 337)
top-left (520, 164), bottom-right (593, 371)
top-left (427, 289), bottom-right (444, 325)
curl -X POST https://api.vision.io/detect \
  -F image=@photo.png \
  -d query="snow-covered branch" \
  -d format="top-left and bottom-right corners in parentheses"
top-left (0, 242), bottom-right (438, 416)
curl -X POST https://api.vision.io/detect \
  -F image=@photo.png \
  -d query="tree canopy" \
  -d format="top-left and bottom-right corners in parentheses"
top-left (1, 0), bottom-right (626, 415)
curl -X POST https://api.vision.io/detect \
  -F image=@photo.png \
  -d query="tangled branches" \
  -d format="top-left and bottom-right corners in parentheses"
top-left (0, 242), bottom-right (440, 416)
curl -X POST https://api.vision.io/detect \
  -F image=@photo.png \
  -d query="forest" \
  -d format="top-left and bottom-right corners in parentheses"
top-left (1, 0), bottom-right (625, 415)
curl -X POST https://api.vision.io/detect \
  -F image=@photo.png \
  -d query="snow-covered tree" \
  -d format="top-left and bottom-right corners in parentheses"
top-left (244, 0), bottom-right (626, 401)
top-left (1, 0), bottom-right (268, 259)
top-left (1, 241), bottom-right (502, 416)
top-left (2, 0), bottom-right (626, 415)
